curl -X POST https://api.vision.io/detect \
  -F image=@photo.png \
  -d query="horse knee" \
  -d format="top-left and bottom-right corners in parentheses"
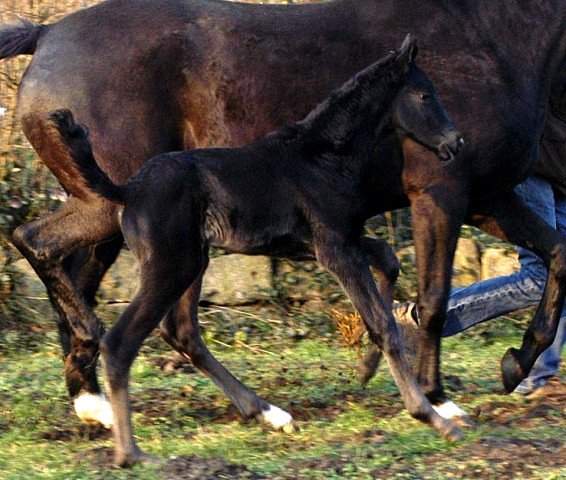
top-left (12, 223), bottom-right (39, 260)
top-left (13, 221), bottom-right (62, 267)
top-left (160, 318), bottom-right (207, 364)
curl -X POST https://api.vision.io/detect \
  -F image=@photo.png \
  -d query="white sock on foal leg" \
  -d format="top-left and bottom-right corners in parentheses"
top-left (74, 392), bottom-right (114, 428)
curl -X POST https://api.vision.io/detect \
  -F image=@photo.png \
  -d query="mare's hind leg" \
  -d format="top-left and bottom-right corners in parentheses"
top-left (468, 191), bottom-right (566, 391)
top-left (357, 236), bottom-right (400, 385)
top-left (160, 268), bottom-right (297, 432)
top-left (64, 237), bottom-right (123, 425)
top-left (315, 234), bottom-right (462, 442)
top-left (12, 196), bottom-right (120, 427)
top-left (69, 237), bottom-right (124, 308)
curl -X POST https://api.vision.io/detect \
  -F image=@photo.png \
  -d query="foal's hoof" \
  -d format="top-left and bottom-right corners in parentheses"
top-left (501, 347), bottom-right (526, 393)
top-left (441, 422), bottom-right (465, 442)
top-left (432, 400), bottom-right (474, 428)
top-left (260, 405), bottom-right (299, 433)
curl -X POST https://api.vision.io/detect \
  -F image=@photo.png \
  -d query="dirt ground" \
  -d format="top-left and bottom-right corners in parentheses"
top-left (42, 368), bottom-right (566, 480)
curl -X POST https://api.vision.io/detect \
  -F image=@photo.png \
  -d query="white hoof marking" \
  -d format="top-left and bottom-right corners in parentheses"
top-left (433, 400), bottom-right (468, 420)
top-left (74, 393), bottom-right (114, 428)
top-left (260, 405), bottom-right (297, 433)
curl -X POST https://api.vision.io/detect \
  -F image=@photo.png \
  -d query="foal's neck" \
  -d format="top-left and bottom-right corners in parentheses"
top-left (292, 57), bottom-right (402, 153)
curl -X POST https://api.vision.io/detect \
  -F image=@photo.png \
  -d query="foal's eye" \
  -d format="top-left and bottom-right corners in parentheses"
top-left (419, 93), bottom-right (431, 100)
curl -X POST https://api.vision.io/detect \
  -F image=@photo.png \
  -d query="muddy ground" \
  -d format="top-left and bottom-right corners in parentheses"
top-left (38, 358), bottom-right (566, 480)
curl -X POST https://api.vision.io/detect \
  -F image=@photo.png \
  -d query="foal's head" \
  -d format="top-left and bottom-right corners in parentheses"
top-left (390, 35), bottom-right (465, 162)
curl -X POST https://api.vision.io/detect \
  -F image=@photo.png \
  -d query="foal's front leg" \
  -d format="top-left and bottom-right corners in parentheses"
top-left (358, 236), bottom-right (401, 385)
top-left (315, 235), bottom-right (463, 442)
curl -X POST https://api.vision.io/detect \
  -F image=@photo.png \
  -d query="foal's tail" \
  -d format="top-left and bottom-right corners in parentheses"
top-left (0, 18), bottom-right (48, 59)
top-left (50, 109), bottom-right (126, 205)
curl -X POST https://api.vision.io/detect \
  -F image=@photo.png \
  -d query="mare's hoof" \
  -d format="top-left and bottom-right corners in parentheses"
top-left (74, 393), bottom-right (114, 428)
top-left (501, 347), bottom-right (526, 393)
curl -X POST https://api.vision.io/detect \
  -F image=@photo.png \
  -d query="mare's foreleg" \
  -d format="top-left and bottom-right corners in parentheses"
top-left (315, 234), bottom-right (462, 442)
top-left (469, 192), bottom-right (566, 391)
top-left (409, 188), bottom-right (472, 424)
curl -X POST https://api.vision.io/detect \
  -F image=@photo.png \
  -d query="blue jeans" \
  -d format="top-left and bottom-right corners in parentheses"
top-left (442, 176), bottom-right (566, 390)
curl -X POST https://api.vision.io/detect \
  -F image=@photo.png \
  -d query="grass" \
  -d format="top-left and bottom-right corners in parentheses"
top-left (1, 309), bottom-right (566, 479)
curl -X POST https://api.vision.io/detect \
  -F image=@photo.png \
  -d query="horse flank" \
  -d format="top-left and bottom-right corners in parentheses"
top-left (53, 44), bottom-right (411, 206)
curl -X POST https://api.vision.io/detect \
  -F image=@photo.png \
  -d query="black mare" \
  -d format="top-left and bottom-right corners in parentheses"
top-left (1, 0), bottom-right (566, 430)
top-left (51, 36), bottom-right (465, 465)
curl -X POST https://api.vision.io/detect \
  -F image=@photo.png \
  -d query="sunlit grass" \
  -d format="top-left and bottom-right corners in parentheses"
top-left (1, 324), bottom-right (565, 479)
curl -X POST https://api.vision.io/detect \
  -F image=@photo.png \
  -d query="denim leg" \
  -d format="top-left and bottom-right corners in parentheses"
top-left (441, 271), bottom-right (544, 337)
top-left (442, 176), bottom-right (554, 338)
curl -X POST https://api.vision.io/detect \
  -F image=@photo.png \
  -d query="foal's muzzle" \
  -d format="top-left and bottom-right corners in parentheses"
top-left (438, 134), bottom-right (465, 163)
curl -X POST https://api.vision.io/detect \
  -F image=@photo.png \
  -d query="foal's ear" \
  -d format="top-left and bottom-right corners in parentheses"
top-left (398, 33), bottom-right (418, 64)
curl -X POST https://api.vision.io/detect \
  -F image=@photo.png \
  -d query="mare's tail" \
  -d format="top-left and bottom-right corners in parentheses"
top-left (50, 109), bottom-right (126, 204)
top-left (0, 18), bottom-right (47, 59)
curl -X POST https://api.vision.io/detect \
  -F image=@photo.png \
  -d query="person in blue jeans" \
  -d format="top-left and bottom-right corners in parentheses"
top-left (394, 85), bottom-right (566, 396)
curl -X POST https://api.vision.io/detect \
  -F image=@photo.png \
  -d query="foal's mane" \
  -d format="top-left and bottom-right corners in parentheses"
top-left (271, 50), bottom-right (407, 151)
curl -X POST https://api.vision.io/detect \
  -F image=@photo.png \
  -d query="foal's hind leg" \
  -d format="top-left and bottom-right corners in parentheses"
top-left (12, 197), bottom-right (120, 427)
top-left (357, 236), bottom-right (400, 385)
top-left (102, 280), bottom-right (192, 466)
top-left (160, 268), bottom-right (297, 432)
top-left (315, 235), bottom-right (462, 442)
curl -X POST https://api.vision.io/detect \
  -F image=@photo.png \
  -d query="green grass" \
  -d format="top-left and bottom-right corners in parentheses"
top-left (1, 318), bottom-right (565, 479)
